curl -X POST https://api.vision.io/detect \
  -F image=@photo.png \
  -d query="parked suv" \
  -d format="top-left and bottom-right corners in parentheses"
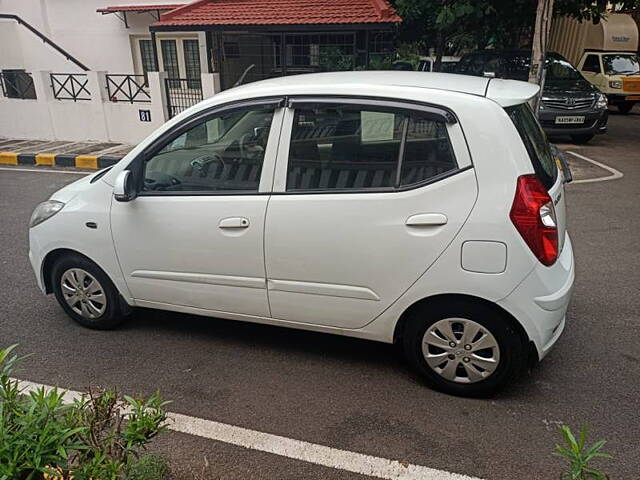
top-left (29, 72), bottom-right (574, 397)
top-left (455, 50), bottom-right (608, 143)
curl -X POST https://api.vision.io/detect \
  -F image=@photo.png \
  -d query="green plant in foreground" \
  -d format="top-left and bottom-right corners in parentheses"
top-left (555, 425), bottom-right (612, 480)
top-left (0, 344), bottom-right (171, 480)
top-left (126, 452), bottom-right (170, 480)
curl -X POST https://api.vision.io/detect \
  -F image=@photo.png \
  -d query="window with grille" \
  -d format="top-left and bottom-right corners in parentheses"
top-left (183, 39), bottom-right (201, 88)
top-left (139, 40), bottom-right (155, 80)
top-left (161, 39), bottom-right (180, 85)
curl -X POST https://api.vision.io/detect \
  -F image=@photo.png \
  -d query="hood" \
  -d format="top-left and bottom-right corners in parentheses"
top-left (49, 171), bottom-right (100, 203)
top-left (543, 78), bottom-right (598, 96)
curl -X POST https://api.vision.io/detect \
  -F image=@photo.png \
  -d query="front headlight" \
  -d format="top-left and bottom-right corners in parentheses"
top-left (596, 93), bottom-right (608, 109)
top-left (609, 80), bottom-right (622, 89)
top-left (29, 200), bottom-right (65, 228)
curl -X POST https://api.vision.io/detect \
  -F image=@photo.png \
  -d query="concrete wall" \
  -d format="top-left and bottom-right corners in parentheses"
top-left (0, 71), bottom-right (221, 144)
top-left (0, 0), bottom-right (198, 73)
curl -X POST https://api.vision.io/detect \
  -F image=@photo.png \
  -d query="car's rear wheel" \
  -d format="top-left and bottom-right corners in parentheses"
top-left (617, 101), bottom-right (634, 114)
top-left (51, 254), bottom-right (127, 329)
top-left (570, 134), bottom-right (594, 144)
top-left (403, 301), bottom-right (526, 397)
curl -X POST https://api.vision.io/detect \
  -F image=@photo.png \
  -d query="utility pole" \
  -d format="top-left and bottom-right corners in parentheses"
top-left (529, 0), bottom-right (555, 110)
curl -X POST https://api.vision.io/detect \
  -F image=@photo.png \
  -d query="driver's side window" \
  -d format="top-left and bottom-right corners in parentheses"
top-left (143, 104), bottom-right (276, 193)
top-left (582, 55), bottom-right (601, 74)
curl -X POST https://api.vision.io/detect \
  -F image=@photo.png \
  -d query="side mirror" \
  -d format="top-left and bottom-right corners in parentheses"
top-left (113, 170), bottom-right (137, 202)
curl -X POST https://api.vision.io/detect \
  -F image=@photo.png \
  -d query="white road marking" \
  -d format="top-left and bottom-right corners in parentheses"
top-left (0, 167), bottom-right (89, 175)
top-left (15, 378), bottom-right (481, 480)
top-left (565, 151), bottom-right (624, 184)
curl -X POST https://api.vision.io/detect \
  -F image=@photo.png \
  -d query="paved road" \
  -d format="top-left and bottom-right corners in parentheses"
top-left (1, 110), bottom-right (638, 479)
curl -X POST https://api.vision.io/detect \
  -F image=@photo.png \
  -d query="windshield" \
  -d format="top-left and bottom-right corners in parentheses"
top-left (545, 57), bottom-right (583, 81)
top-left (602, 54), bottom-right (640, 75)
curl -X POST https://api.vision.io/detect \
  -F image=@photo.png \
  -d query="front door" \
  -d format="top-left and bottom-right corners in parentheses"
top-left (111, 101), bottom-right (283, 316)
top-left (264, 98), bottom-right (478, 329)
top-left (579, 54), bottom-right (606, 90)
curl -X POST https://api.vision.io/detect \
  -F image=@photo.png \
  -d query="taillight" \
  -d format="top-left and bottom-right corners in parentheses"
top-left (510, 174), bottom-right (558, 266)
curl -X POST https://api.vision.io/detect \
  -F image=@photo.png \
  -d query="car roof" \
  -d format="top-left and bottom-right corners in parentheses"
top-left (227, 71), bottom-right (539, 107)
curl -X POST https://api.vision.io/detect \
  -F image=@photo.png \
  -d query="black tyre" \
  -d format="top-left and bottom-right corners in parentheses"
top-left (570, 134), bottom-right (594, 144)
top-left (617, 102), bottom-right (634, 114)
top-left (51, 254), bottom-right (128, 329)
top-left (403, 301), bottom-right (526, 397)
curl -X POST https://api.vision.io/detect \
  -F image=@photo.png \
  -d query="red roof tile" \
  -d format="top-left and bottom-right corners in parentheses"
top-left (153, 0), bottom-right (402, 26)
top-left (97, 4), bottom-right (184, 13)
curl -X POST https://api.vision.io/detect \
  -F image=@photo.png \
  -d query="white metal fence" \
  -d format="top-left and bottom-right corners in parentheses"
top-left (0, 70), bottom-right (220, 144)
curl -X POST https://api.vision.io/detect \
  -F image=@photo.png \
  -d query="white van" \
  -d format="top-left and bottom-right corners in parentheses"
top-left (550, 13), bottom-right (640, 113)
top-left (28, 72), bottom-right (574, 397)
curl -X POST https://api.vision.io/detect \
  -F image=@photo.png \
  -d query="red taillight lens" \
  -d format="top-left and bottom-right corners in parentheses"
top-left (510, 174), bottom-right (558, 266)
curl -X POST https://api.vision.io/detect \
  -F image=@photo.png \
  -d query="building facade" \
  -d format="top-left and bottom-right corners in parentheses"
top-left (0, 0), bottom-right (400, 143)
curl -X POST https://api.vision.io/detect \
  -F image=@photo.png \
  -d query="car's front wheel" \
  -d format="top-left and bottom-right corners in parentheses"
top-left (51, 254), bottom-right (128, 329)
top-left (403, 301), bottom-right (526, 397)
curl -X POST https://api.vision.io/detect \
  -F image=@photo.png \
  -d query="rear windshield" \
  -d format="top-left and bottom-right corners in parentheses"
top-left (506, 103), bottom-right (558, 190)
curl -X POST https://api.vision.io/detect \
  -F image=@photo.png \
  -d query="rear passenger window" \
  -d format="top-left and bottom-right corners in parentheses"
top-left (286, 103), bottom-right (457, 192)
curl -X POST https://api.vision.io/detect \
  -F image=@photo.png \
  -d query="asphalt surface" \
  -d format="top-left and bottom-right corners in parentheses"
top-left (1, 109), bottom-right (639, 479)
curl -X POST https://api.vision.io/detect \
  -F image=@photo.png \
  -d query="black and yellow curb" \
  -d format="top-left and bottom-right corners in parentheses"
top-left (0, 152), bottom-right (121, 169)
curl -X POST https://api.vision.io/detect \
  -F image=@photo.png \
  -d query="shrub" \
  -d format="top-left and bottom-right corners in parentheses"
top-left (555, 425), bottom-right (612, 480)
top-left (0, 345), bottom-right (170, 480)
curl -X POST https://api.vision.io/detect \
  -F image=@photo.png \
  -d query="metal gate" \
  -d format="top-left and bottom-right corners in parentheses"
top-left (165, 77), bottom-right (203, 118)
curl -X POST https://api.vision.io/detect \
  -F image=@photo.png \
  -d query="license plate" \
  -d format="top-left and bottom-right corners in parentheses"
top-left (625, 95), bottom-right (640, 101)
top-left (555, 116), bottom-right (585, 124)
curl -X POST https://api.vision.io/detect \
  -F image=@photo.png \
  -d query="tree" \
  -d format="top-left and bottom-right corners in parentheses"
top-left (392, 0), bottom-right (497, 70)
top-left (528, 0), bottom-right (554, 113)
top-left (391, 0), bottom-right (640, 72)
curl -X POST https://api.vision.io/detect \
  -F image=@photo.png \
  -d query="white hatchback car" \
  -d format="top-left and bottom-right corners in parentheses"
top-left (29, 72), bottom-right (574, 397)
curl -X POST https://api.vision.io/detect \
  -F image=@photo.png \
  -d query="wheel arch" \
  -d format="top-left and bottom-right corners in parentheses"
top-left (392, 293), bottom-right (538, 363)
top-left (42, 248), bottom-right (112, 295)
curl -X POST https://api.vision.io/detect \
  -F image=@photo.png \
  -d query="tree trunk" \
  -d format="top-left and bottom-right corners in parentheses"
top-left (434, 32), bottom-right (444, 72)
top-left (529, 0), bottom-right (555, 110)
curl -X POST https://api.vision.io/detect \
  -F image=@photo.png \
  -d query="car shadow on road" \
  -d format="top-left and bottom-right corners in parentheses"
top-left (123, 306), bottom-right (547, 400)
top-left (128, 306), bottom-right (404, 368)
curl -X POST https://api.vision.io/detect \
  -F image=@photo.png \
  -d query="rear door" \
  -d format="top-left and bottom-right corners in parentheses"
top-left (263, 98), bottom-right (478, 329)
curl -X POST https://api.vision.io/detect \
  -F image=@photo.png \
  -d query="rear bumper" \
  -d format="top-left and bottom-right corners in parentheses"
top-left (539, 110), bottom-right (608, 136)
top-left (498, 234), bottom-right (575, 360)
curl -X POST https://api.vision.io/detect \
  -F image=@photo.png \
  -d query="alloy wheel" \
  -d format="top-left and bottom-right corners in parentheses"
top-left (421, 318), bottom-right (500, 384)
top-left (60, 268), bottom-right (107, 319)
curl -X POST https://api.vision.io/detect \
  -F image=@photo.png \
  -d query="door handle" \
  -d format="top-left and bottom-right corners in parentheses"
top-left (405, 213), bottom-right (448, 226)
top-left (219, 217), bottom-right (250, 229)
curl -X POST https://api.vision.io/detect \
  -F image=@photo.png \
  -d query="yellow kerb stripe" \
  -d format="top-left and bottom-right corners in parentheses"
top-left (75, 155), bottom-right (98, 169)
top-left (0, 152), bottom-right (18, 165)
top-left (36, 154), bottom-right (55, 166)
